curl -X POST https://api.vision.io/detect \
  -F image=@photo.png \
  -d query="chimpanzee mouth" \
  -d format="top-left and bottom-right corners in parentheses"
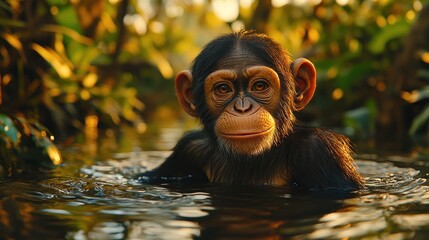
top-left (218, 127), bottom-right (275, 140)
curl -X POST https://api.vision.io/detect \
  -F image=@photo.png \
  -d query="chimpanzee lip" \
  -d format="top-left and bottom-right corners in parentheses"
top-left (218, 126), bottom-right (274, 139)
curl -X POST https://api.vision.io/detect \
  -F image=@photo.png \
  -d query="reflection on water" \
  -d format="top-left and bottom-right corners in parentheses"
top-left (1, 126), bottom-right (429, 239)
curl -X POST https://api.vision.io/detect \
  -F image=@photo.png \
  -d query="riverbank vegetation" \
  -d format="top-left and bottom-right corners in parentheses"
top-left (1, 0), bottom-right (429, 173)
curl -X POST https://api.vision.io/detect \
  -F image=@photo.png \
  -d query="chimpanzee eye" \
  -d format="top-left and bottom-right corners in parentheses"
top-left (214, 83), bottom-right (232, 94)
top-left (252, 80), bottom-right (269, 91)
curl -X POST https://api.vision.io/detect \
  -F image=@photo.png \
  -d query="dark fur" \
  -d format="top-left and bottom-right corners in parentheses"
top-left (137, 31), bottom-right (364, 191)
top-left (138, 126), bottom-right (364, 191)
top-left (192, 31), bottom-right (295, 143)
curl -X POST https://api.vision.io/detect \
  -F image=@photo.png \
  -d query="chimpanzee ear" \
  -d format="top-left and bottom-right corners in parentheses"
top-left (292, 58), bottom-right (317, 111)
top-left (175, 70), bottom-right (197, 117)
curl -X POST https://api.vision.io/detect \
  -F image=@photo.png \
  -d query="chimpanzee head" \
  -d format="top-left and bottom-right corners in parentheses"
top-left (175, 30), bottom-right (316, 155)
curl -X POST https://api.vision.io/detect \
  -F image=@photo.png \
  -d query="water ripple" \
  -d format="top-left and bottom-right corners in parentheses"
top-left (16, 152), bottom-right (429, 239)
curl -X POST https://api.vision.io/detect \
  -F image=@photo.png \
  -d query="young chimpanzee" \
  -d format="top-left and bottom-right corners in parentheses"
top-left (138, 30), bottom-right (364, 191)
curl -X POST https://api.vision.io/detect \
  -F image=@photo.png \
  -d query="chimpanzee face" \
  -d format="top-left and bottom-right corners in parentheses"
top-left (175, 32), bottom-right (316, 156)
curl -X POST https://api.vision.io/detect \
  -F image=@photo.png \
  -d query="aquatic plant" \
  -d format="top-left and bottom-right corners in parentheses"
top-left (0, 114), bottom-right (61, 176)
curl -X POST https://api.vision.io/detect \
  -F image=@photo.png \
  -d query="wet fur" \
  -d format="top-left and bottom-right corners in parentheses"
top-left (137, 31), bottom-right (364, 191)
top-left (139, 126), bottom-right (364, 190)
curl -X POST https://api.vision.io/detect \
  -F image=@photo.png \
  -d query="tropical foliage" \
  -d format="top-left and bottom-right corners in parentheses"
top-left (1, 0), bottom-right (429, 153)
top-left (0, 114), bottom-right (61, 176)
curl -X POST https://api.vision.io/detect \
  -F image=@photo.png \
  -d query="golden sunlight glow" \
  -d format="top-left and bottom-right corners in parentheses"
top-left (49, 88), bottom-right (61, 97)
top-left (80, 89), bottom-right (90, 100)
top-left (332, 88), bottom-right (344, 100)
top-left (64, 93), bottom-right (78, 103)
top-left (40, 131), bottom-right (47, 137)
top-left (376, 16), bottom-right (386, 27)
top-left (152, 52), bottom-right (173, 79)
top-left (136, 122), bottom-right (147, 134)
top-left (272, 0), bottom-right (290, 7)
top-left (421, 52), bottom-right (429, 63)
top-left (289, 0), bottom-right (314, 6)
top-left (3, 33), bottom-right (23, 53)
top-left (231, 20), bottom-right (245, 32)
top-left (406, 10), bottom-right (416, 21)
top-left (124, 14), bottom-right (147, 35)
top-left (137, 0), bottom-right (156, 19)
top-left (54, 33), bottom-right (66, 55)
top-left (85, 114), bottom-right (99, 143)
top-left (47, 146), bottom-right (62, 165)
top-left (414, 1), bottom-right (423, 11)
top-left (401, 90), bottom-right (419, 103)
top-left (0, 48), bottom-right (8, 66)
top-left (336, 0), bottom-right (350, 6)
top-left (101, 13), bottom-right (117, 33)
top-left (2, 74), bottom-right (11, 85)
top-left (85, 115), bottom-right (99, 128)
top-left (165, 1), bottom-right (184, 18)
top-left (348, 39), bottom-right (360, 52)
top-left (327, 67), bottom-right (338, 79)
top-left (212, 0), bottom-right (239, 22)
top-left (308, 28), bottom-right (320, 43)
top-left (149, 21), bottom-right (165, 33)
top-left (315, 6), bottom-right (326, 18)
top-left (376, 82), bottom-right (386, 92)
top-left (387, 15), bottom-right (397, 25)
top-left (375, 0), bottom-right (388, 5)
top-left (193, 0), bottom-right (204, 5)
top-left (50, 6), bottom-right (59, 15)
top-left (83, 73), bottom-right (98, 88)
top-left (31, 43), bottom-right (72, 79)
top-left (240, 0), bottom-right (254, 8)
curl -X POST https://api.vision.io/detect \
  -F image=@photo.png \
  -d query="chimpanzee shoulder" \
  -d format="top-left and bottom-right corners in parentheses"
top-left (137, 130), bottom-right (210, 184)
top-left (283, 126), bottom-right (364, 191)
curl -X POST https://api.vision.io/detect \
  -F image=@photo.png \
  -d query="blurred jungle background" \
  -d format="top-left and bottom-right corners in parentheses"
top-left (1, 0), bottom-right (429, 173)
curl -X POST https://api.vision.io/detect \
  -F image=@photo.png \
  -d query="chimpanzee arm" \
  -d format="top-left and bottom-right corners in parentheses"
top-left (136, 130), bottom-right (210, 183)
top-left (286, 127), bottom-right (364, 191)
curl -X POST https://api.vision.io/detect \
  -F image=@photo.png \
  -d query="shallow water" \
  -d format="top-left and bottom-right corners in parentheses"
top-left (1, 128), bottom-right (429, 239)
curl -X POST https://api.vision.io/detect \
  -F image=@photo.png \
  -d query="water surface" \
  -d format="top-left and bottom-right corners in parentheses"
top-left (1, 126), bottom-right (429, 239)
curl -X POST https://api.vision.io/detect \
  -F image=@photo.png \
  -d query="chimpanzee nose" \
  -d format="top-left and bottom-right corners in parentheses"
top-left (234, 98), bottom-right (252, 113)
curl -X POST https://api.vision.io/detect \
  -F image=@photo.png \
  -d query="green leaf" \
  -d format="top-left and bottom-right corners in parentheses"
top-left (53, 4), bottom-right (83, 35)
top-left (409, 104), bottom-right (429, 135)
top-left (31, 43), bottom-right (73, 79)
top-left (418, 69), bottom-right (429, 81)
top-left (314, 59), bottom-right (341, 81)
top-left (0, 1), bottom-right (11, 11)
top-left (46, 0), bottom-right (68, 4)
top-left (336, 61), bottom-right (373, 90)
top-left (14, 117), bottom-right (62, 168)
top-left (0, 18), bottom-right (26, 28)
top-left (369, 20), bottom-right (411, 54)
top-left (40, 24), bottom-right (92, 45)
top-left (0, 114), bottom-right (19, 144)
top-left (415, 86), bottom-right (429, 102)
